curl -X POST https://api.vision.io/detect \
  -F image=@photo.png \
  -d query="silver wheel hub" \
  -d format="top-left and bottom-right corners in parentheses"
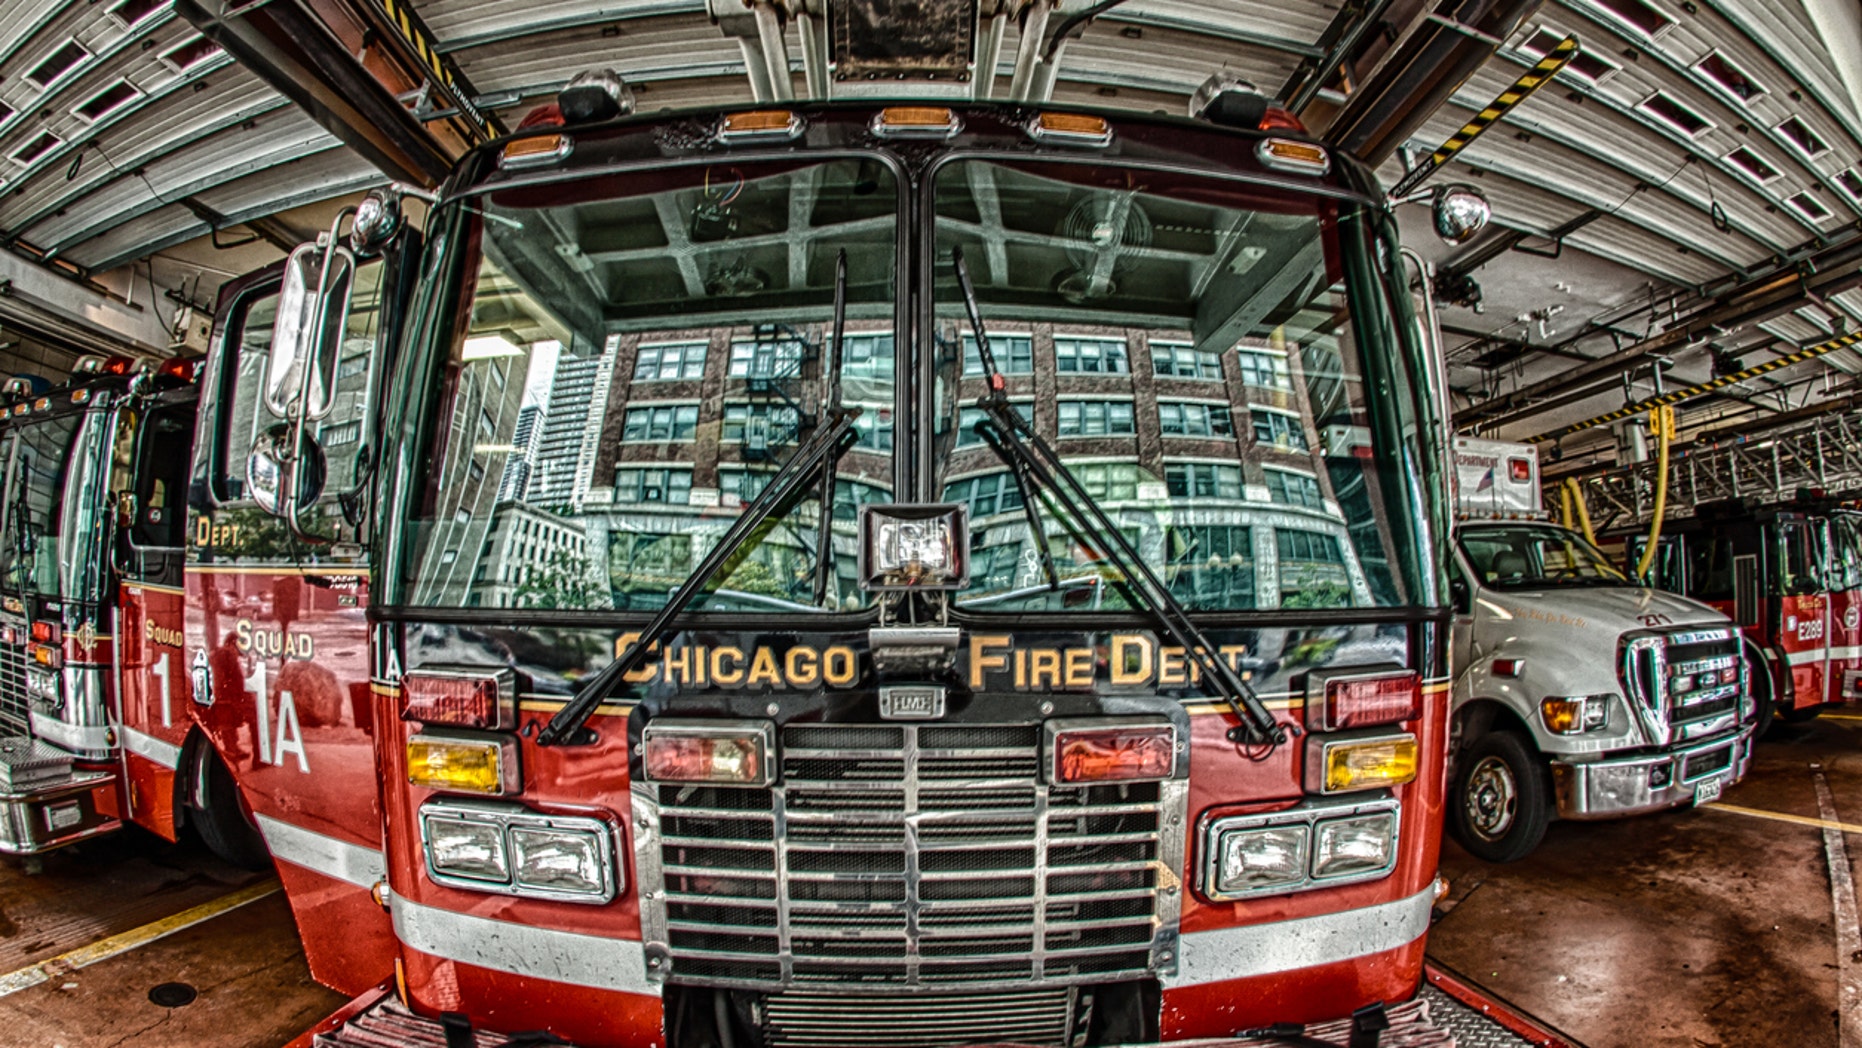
top-left (1465, 755), bottom-right (1518, 842)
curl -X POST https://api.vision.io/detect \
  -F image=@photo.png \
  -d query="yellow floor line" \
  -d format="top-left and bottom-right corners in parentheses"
top-left (0, 878), bottom-right (279, 999)
top-left (1707, 802), bottom-right (1862, 836)
top-left (1819, 714), bottom-right (1862, 722)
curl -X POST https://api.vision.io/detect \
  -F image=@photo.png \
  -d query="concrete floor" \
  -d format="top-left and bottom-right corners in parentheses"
top-left (1432, 714), bottom-right (1862, 1048)
top-left (1, 720), bottom-right (1858, 1047)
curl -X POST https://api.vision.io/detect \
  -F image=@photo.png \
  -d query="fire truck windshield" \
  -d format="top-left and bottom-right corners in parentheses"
top-left (931, 158), bottom-right (1432, 613)
top-left (1460, 522), bottom-right (1629, 589)
top-left (401, 156), bottom-right (898, 612)
top-left (0, 410), bottom-right (88, 600)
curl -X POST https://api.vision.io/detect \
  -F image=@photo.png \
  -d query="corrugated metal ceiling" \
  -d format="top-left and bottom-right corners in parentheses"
top-left (0, 0), bottom-right (1854, 442)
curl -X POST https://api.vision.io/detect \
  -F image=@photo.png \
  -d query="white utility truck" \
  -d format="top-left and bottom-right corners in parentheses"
top-left (1446, 437), bottom-right (1757, 861)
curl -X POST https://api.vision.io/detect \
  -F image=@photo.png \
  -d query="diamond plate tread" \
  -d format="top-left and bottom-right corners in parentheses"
top-left (1419, 982), bottom-right (1539, 1048)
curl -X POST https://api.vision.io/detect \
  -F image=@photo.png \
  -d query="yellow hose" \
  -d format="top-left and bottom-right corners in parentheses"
top-left (1564, 477), bottom-right (1597, 547)
top-left (1634, 406), bottom-right (1675, 581)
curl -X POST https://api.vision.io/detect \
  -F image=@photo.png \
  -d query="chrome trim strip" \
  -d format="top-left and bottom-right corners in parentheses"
top-left (1163, 882), bottom-right (1434, 988)
top-left (29, 716), bottom-right (110, 758)
top-left (254, 813), bottom-right (386, 888)
top-left (392, 896), bottom-right (660, 997)
top-left (119, 726), bottom-right (180, 770)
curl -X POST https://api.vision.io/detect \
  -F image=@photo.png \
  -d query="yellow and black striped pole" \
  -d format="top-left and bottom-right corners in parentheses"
top-left (1542, 329), bottom-right (1862, 440)
top-left (376, 0), bottom-right (490, 142)
top-left (1390, 35), bottom-right (1580, 199)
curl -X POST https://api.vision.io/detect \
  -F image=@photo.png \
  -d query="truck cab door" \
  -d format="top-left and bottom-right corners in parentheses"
top-left (1772, 516), bottom-right (1829, 708)
top-left (1829, 513), bottom-right (1862, 702)
top-left (114, 392), bottom-right (198, 840)
top-left (184, 258), bottom-right (396, 996)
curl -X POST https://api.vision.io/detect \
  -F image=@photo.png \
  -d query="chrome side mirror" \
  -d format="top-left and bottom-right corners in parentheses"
top-left (246, 425), bottom-right (327, 517)
top-left (265, 225), bottom-right (358, 421)
top-left (1432, 185), bottom-right (1491, 245)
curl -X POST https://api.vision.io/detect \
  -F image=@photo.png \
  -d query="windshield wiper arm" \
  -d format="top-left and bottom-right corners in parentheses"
top-left (951, 245), bottom-right (1284, 746)
top-left (813, 250), bottom-right (849, 606)
top-left (538, 339), bottom-right (862, 746)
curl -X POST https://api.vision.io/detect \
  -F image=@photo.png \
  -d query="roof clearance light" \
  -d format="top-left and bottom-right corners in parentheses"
top-left (1048, 721), bottom-right (1176, 784)
top-left (31, 397), bottom-right (48, 412)
top-left (103, 356), bottom-right (133, 375)
top-left (1308, 671), bottom-right (1420, 732)
top-left (641, 720), bottom-right (775, 786)
top-left (406, 731), bottom-right (520, 795)
top-left (1029, 112), bottom-right (1113, 147)
top-left (11, 404), bottom-right (27, 417)
top-left (1257, 138), bottom-right (1330, 176)
top-left (1508, 457), bottom-right (1532, 482)
top-left (501, 133), bottom-right (572, 170)
top-left (70, 388), bottom-right (90, 403)
top-left (403, 668), bottom-right (515, 731)
top-left (719, 109), bottom-right (804, 145)
top-left (1306, 732), bottom-right (1419, 794)
top-left (158, 357), bottom-right (201, 382)
top-left (872, 106), bottom-right (961, 140)
top-left (857, 504), bottom-right (970, 591)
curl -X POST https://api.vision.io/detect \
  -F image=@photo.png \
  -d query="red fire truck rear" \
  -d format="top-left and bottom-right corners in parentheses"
top-left (186, 76), bottom-right (1567, 1046)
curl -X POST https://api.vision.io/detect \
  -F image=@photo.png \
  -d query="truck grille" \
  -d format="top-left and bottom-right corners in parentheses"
top-left (637, 722), bottom-right (1185, 994)
top-left (762, 988), bottom-right (1076, 1048)
top-left (1623, 628), bottom-right (1743, 745)
top-left (0, 638), bottom-right (29, 736)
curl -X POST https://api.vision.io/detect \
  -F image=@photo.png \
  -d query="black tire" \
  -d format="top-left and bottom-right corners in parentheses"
top-left (1449, 730), bottom-right (1550, 864)
top-left (1746, 648), bottom-right (1777, 740)
top-left (193, 749), bottom-right (271, 871)
top-left (1779, 700), bottom-right (1823, 724)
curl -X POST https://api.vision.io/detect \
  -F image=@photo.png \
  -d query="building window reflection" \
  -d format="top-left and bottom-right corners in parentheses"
top-left (1159, 401), bottom-right (1234, 438)
top-left (621, 404), bottom-right (699, 442)
top-left (1264, 467), bottom-right (1324, 510)
top-left (1250, 408), bottom-right (1307, 450)
top-left (1150, 341), bottom-right (1223, 380)
top-left (1057, 399), bottom-right (1135, 437)
top-left (1054, 336), bottom-right (1129, 374)
top-left (961, 334), bottom-right (1034, 375)
top-left (633, 341), bottom-right (707, 381)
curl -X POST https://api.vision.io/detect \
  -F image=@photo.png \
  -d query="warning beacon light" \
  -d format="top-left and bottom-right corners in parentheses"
top-left (857, 504), bottom-right (970, 591)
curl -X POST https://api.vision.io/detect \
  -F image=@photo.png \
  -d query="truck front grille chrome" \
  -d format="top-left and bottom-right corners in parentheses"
top-left (636, 722), bottom-right (1187, 993)
top-left (1621, 628), bottom-right (1743, 746)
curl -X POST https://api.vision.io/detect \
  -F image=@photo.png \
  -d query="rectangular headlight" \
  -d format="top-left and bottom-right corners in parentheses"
top-left (1200, 796), bottom-right (1401, 900)
top-left (425, 812), bottom-right (510, 884)
top-left (421, 799), bottom-right (619, 903)
top-left (856, 504), bottom-right (970, 590)
top-left (511, 824), bottom-right (607, 897)
top-left (1305, 731), bottom-right (1418, 795)
top-left (1215, 825), bottom-right (1308, 895)
top-left (641, 719), bottom-right (775, 786)
top-left (1312, 812), bottom-right (1398, 881)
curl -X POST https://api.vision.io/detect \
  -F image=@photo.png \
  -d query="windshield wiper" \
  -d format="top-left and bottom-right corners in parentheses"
top-left (813, 251), bottom-right (849, 606)
top-left (951, 246), bottom-right (1284, 746)
top-left (538, 259), bottom-right (861, 747)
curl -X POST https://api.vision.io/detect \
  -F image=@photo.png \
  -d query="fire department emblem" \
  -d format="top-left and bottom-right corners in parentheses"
top-left (1846, 607), bottom-right (1858, 631)
top-left (73, 622), bottom-right (97, 653)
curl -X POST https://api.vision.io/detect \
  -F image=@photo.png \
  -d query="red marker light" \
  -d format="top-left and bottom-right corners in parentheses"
top-left (1051, 724), bottom-right (1175, 784)
top-left (1308, 671), bottom-right (1421, 732)
top-left (1509, 457), bottom-right (1532, 482)
top-left (1257, 106), bottom-right (1307, 133)
top-left (642, 722), bottom-right (772, 785)
top-left (30, 620), bottom-right (60, 645)
top-left (402, 670), bottom-right (512, 730)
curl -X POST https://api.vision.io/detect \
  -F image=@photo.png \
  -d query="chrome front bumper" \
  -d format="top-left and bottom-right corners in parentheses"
top-left (0, 768), bottom-right (121, 854)
top-left (1550, 727), bottom-right (1753, 821)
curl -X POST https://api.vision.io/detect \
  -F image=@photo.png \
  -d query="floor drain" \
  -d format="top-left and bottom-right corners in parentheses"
top-left (148, 982), bottom-right (197, 1008)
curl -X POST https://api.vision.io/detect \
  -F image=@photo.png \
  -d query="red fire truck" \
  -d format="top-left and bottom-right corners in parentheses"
top-left (1633, 493), bottom-right (1862, 723)
top-left (0, 355), bottom-right (243, 860)
top-left (185, 79), bottom-right (1565, 1046)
